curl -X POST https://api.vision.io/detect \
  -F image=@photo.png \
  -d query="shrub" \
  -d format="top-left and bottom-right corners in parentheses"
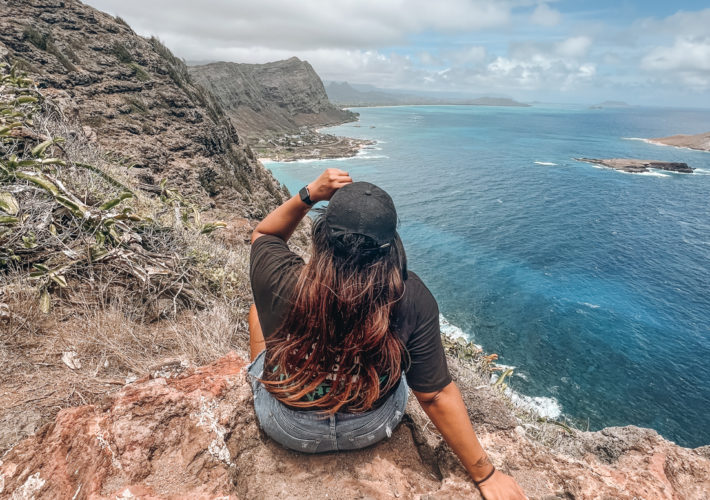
top-left (112, 42), bottom-right (133, 63)
top-left (114, 16), bottom-right (130, 28)
top-left (149, 37), bottom-right (191, 89)
top-left (23, 26), bottom-right (49, 51)
top-left (22, 26), bottom-right (76, 72)
top-left (129, 62), bottom-right (150, 82)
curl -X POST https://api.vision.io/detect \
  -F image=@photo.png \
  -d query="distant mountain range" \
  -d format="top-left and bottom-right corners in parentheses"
top-left (589, 100), bottom-right (631, 109)
top-left (325, 81), bottom-right (530, 107)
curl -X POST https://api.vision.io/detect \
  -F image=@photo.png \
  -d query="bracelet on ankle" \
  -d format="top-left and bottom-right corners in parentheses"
top-left (473, 465), bottom-right (496, 487)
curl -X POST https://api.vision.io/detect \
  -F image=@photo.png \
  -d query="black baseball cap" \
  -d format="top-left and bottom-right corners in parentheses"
top-left (324, 181), bottom-right (397, 246)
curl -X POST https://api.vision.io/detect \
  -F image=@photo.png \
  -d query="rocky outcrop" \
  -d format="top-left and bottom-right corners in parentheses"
top-left (189, 59), bottom-right (357, 140)
top-left (0, 0), bottom-right (287, 218)
top-left (648, 132), bottom-right (710, 152)
top-left (1, 351), bottom-right (708, 499)
top-left (576, 158), bottom-right (694, 173)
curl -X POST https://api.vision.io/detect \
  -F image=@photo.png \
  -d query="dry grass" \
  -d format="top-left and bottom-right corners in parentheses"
top-left (0, 283), bottom-right (252, 454)
top-left (53, 298), bottom-right (249, 376)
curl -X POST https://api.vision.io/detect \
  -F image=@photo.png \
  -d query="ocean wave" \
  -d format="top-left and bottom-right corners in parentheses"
top-left (440, 315), bottom-right (561, 419)
top-left (623, 137), bottom-right (656, 145)
top-left (581, 302), bottom-right (601, 309)
top-left (637, 171), bottom-right (670, 178)
top-left (504, 389), bottom-right (562, 419)
top-left (291, 156), bottom-right (361, 163)
top-left (354, 153), bottom-right (389, 160)
top-left (533, 161), bottom-right (558, 166)
top-left (614, 169), bottom-right (670, 178)
top-left (439, 314), bottom-right (468, 341)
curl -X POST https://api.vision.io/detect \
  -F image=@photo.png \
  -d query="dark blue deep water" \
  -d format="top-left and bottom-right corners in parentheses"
top-left (264, 104), bottom-right (710, 448)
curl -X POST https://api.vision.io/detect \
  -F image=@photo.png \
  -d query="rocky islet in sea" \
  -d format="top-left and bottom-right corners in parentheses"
top-left (576, 157), bottom-right (695, 174)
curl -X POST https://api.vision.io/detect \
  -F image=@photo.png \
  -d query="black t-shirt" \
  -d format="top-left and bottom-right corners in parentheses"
top-left (249, 235), bottom-right (452, 395)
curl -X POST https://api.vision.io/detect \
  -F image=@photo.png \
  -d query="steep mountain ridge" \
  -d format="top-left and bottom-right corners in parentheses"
top-left (0, 0), bottom-right (286, 218)
top-left (189, 58), bottom-right (356, 139)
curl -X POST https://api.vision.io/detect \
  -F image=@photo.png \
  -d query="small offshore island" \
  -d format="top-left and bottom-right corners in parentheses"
top-left (576, 157), bottom-right (695, 174)
top-left (647, 131), bottom-right (710, 152)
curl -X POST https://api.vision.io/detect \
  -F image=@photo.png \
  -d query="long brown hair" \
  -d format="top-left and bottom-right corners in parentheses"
top-left (261, 212), bottom-right (408, 413)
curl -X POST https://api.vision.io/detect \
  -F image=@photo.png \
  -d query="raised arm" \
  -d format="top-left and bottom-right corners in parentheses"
top-left (413, 382), bottom-right (527, 500)
top-left (251, 168), bottom-right (352, 243)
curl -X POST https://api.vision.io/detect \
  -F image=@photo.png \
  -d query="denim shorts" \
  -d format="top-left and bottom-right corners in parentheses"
top-left (247, 350), bottom-right (409, 453)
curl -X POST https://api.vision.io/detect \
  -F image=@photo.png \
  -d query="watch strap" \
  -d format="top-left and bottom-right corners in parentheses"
top-left (299, 186), bottom-right (314, 206)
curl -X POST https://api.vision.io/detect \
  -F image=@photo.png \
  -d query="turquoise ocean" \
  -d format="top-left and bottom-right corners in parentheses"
top-left (263, 104), bottom-right (710, 448)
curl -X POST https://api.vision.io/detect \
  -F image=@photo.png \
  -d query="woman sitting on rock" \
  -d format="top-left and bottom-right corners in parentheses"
top-left (248, 168), bottom-right (526, 499)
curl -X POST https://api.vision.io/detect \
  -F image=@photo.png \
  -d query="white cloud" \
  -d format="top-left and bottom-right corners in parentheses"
top-left (642, 37), bottom-right (710, 72)
top-left (452, 46), bottom-right (487, 64)
top-left (641, 37), bottom-right (710, 90)
top-left (80, 0), bottom-right (710, 104)
top-left (530, 3), bottom-right (561, 27)
top-left (634, 8), bottom-right (710, 39)
top-left (484, 54), bottom-right (595, 90)
top-left (86, 0), bottom-right (515, 53)
top-left (556, 36), bottom-right (592, 58)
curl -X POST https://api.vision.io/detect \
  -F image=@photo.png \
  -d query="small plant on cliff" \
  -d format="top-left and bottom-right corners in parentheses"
top-left (149, 37), bottom-right (191, 89)
top-left (129, 62), bottom-right (150, 82)
top-left (112, 42), bottom-right (133, 64)
top-left (0, 63), bottom-right (229, 315)
top-left (114, 16), bottom-right (131, 29)
top-left (22, 26), bottom-right (77, 72)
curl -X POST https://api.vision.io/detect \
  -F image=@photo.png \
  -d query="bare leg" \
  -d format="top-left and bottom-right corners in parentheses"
top-left (249, 304), bottom-right (265, 361)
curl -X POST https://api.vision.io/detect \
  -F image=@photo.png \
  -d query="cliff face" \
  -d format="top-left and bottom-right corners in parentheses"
top-left (0, 0), bottom-right (286, 218)
top-left (189, 58), bottom-right (357, 139)
top-left (1, 351), bottom-right (709, 499)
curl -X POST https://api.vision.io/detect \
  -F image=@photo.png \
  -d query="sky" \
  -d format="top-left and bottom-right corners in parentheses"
top-left (85, 0), bottom-right (710, 107)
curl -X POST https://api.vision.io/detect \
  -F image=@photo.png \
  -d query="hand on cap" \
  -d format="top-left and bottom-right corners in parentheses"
top-left (307, 168), bottom-right (352, 203)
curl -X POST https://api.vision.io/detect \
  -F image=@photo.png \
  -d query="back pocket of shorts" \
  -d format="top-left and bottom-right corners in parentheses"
top-left (262, 408), bottom-right (324, 453)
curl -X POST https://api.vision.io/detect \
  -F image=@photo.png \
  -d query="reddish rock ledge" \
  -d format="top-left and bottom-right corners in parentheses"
top-left (1, 352), bottom-right (709, 499)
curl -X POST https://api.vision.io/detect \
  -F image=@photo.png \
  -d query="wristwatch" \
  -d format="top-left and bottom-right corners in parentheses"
top-left (299, 185), bottom-right (314, 206)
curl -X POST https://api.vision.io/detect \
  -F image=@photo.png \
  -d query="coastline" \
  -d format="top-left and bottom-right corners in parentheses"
top-left (253, 129), bottom-right (374, 163)
top-left (625, 132), bottom-right (710, 153)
